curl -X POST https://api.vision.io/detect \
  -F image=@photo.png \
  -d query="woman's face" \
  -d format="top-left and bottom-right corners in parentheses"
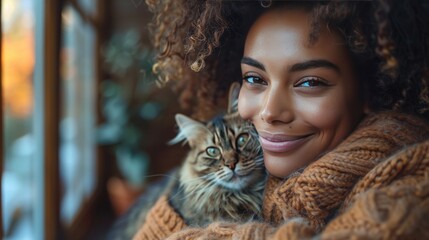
top-left (239, 8), bottom-right (366, 178)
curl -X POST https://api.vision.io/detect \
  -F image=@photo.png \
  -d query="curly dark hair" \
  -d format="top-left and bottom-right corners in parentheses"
top-left (145, 0), bottom-right (429, 121)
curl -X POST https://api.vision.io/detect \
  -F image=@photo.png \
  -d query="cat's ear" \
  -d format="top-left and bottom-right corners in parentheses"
top-left (168, 114), bottom-right (210, 147)
top-left (227, 82), bottom-right (241, 114)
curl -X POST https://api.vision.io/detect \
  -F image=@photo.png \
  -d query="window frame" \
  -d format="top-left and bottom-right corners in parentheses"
top-left (34, 0), bottom-right (63, 239)
top-left (1, 0), bottom-right (106, 239)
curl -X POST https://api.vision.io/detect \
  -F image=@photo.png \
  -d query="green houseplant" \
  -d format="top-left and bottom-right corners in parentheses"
top-left (97, 30), bottom-right (165, 213)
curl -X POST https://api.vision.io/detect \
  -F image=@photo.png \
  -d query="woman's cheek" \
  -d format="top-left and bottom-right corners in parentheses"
top-left (295, 95), bottom-right (341, 128)
top-left (238, 89), bottom-right (259, 120)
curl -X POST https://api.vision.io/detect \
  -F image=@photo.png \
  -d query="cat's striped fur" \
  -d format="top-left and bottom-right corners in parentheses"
top-left (168, 83), bottom-right (266, 226)
top-left (168, 111), bottom-right (265, 226)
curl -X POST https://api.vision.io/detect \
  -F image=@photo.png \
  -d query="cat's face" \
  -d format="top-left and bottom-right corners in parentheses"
top-left (174, 113), bottom-right (265, 191)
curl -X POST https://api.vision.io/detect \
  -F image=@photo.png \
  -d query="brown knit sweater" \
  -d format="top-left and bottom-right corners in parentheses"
top-left (133, 111), bottom-right (429, 240)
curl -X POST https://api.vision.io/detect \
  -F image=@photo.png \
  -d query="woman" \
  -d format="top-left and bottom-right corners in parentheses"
top-left (133, 0), bottom-right (429, 239)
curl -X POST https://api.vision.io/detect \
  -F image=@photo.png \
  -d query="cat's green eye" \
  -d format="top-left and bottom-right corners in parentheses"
top-left (206, 147), bottom-right (221, 158)
top-left (236, 133), bottom-right (250, 147)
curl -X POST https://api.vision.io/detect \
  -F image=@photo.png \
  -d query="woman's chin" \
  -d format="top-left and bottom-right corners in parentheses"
top-left (263, 153), bottom-right (298, 178)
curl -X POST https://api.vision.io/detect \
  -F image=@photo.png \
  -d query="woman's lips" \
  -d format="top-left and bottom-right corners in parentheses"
top-left (259, 133), bottom-right (313, 153)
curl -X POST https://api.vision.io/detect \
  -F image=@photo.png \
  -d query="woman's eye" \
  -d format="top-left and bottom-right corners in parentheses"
top-left (206, 147), bottom-right (221, 157)
top-left (236, 133), bottom-right (250, 147)
top-left (296, 77), bottom-right (328, 88)
top-left (242, 75), bottom-right (267, 86)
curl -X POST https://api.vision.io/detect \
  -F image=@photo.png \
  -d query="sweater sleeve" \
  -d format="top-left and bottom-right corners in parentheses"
top-left (165, 218), bottom-right (316, 240)
top-left (132, 195), bottom-right (187, 240)
top-left (165, 179), bottom-right (429, 240)
top-left (321, 140), bottom-right (429, 239)
top-left (321, 179), bottom-right (429, 239)
top-left (131, 195), bottom-right (316, 240)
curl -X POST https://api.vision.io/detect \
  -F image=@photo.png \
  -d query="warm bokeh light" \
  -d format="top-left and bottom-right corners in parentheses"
top-left (2, 0), bottom-right (34, 118)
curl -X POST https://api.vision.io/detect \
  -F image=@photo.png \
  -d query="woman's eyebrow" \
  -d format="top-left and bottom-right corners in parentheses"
top-left (241, 57), bottom-right (340, 73)
top-left (241, 57), bottom-right (266, 71)
top-left (289, 59), bottom-right (340, 73)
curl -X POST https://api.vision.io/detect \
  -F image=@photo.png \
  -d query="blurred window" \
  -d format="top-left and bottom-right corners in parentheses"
top-left (60, 2), bottom-right (97, 226)
top-left (2, 0), bottom-right (99, 239)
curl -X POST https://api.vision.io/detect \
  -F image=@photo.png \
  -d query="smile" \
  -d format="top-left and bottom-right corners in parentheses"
top-left (259, 133), bottom-right (313, 153)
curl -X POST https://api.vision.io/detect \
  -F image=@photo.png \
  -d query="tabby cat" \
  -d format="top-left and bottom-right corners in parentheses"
top-left (106, 83), bottom-right (266, 239)
top-left (167, 82), bottom-right (266, 226)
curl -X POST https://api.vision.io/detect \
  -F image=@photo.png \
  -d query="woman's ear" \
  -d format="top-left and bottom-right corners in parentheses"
top-left (227, 82), bottom-right (241, 113)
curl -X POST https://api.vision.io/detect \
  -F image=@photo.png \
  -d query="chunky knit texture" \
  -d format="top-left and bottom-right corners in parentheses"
top-left (132, 196), bottom-right (186, 240)
top-left (132, 111), bottom-right (429, 240)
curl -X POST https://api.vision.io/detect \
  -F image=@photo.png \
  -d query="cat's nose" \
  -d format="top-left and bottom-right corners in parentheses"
top-left (227, 162), bottom-right (236, 170)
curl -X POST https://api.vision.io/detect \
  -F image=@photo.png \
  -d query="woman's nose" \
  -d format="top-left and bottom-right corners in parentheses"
top-left (259, 86), bottom-right (294, 124)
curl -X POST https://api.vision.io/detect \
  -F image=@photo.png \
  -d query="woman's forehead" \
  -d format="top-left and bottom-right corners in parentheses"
top-left (243, 8), bottom-right (348, 66)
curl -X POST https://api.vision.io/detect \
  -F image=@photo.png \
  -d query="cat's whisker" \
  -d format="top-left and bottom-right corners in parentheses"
top-left (215, 170), bottom-right (228, 178)
top-left (183, 180), bottom-right (217, 203)
top-left (184, 177), bottom-right (213, 192)
top-left (169, 187), bottom-right (187, 202)
top-left (142, 173), bottom-right (180, 181)
top-left (179, 178), bottom-right (216, 202)
top-left (179, 172), bottom-right (216, 186)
